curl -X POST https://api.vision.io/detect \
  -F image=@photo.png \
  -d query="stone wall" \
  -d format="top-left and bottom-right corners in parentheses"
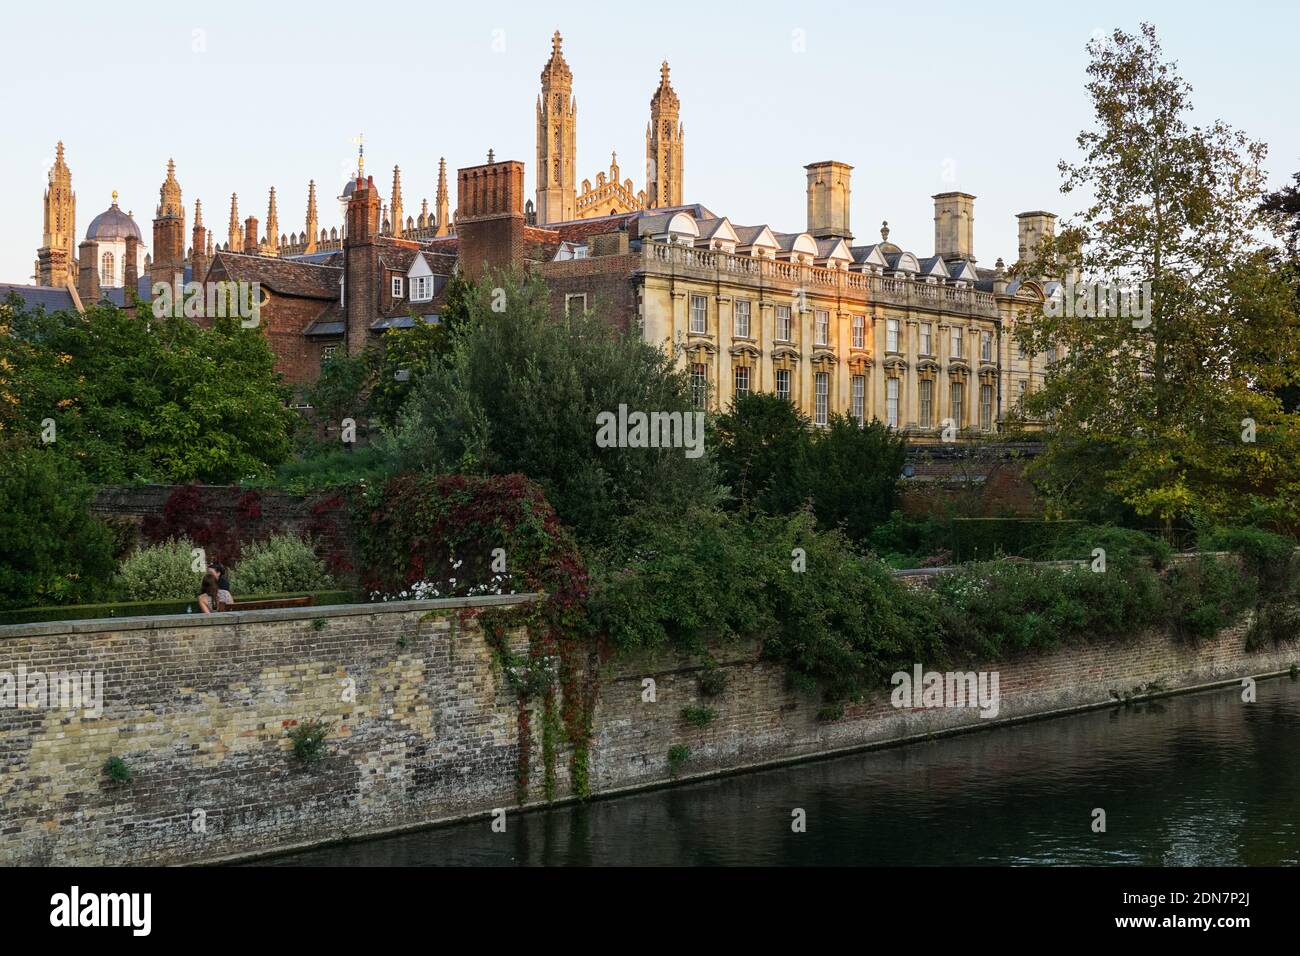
top-left (1, 595), bottom-right (1296, 866)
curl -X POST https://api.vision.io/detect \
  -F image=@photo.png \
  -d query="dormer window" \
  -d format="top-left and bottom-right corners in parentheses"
top-left (392, 276), bottom-right (404, 298)
top-left (411, 276), bottom-right (433, 302)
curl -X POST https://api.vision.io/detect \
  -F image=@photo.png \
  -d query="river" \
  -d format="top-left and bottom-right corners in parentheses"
top-left (258, 677), bottom-right (1300, 866)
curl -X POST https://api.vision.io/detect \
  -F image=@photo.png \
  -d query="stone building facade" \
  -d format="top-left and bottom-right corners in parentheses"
top-left (10, 31), bottom-right (1059, 429)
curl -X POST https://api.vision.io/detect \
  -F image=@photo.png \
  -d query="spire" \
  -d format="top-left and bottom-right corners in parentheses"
top-left (542, 29), bottom-right (571, 81)
top-left (305, 180), bottom-right (319, 253)
top-left (191, 199), bottom-right (209, 281)
top-left (646, 59), bottom-right (684, 209)
top-left (651, 60), bottom-right (680, 111)
top-left (266, 186), bottom-right (279, 255)
top-left (37, 140), bottom-right (76, 288)
top-left (357, 134), bottom-right (365, 178)
top-left (435, 157), bottom-right (450, 236)
top-left (228, 193), bottom-right (242, 252)
top-left (157, 158), bottom-right (183, 219)
top-left (391, 165), bottom-right (404, 238)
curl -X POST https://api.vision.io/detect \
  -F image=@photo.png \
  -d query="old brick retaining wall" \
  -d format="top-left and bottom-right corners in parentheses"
top-left (1, 595), bottom-right (1296, 865)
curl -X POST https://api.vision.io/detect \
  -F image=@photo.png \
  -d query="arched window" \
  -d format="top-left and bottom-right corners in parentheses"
top-left (101, 251), bottom-right (114, 286)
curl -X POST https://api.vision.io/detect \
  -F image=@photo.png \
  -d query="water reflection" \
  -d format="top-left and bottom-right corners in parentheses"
top-left (258, 678), bottom-right (1300, 866)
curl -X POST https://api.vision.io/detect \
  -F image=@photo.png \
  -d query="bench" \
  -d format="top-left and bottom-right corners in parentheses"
top-left (224, 596), bottom-right (314, 612)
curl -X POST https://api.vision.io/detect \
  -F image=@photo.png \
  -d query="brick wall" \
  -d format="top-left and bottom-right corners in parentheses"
top-left (1, 594), bottom-right (1295, 865)
top-left (538, 254), bottom-right (640, 331)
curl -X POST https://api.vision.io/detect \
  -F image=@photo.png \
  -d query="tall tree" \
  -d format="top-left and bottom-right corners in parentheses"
top-left (0, 295), bottom-right (295, 484)
top-left (1019, 23), bottom-right (1300, 529)
top-left (389, 271), bottom-right (720, 543)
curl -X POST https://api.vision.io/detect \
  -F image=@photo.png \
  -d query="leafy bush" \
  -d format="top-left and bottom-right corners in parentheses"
top-left (116, 538), bottom-right (203, 601)
top-left (1163, 555), bottom-right (1255, 642)
top-left (103, 756), bottom-right (132, 785)
top-left (927, 559), bottom-right (1166, 660)
top-left (287, 719), bottom-right (331, 765)
top-left (951, 518), bottom-right (1083, 562)
top-left (868, 510), bottom-right (953, 568)
top-left (232, 533), bottom-right (334, 596)
top-left (253, 443), bottom-right (392, 495)
top-left (589, 508), bottom-right (940, 702)
top-left (681, 705), bottom-right (716, 727)
top-left (1046, 524), bottom-right (1173, 570)
top-left (0, 442), bottom-right (116, 610)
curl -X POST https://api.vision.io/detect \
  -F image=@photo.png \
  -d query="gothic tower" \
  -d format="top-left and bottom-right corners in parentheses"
top-left (646, 62), bottom-right (684, 209)
top-left (536, 31), bottom-right (577, 225)
top-left (435, 157), bottom-right (451, 236)
top-left (191, 198), bottom-right (209, 282)
top-left (37, 141), bottom-right (77, 287)
top-left (265, 187), bottom-right (280, 256)
top-left (390, 166), bottom-right (404, 238)
top-left (151, 159), bottom-right (186, 293)
top-left (305, 181), bottom-right (319, 253)
top-left (228, 193), bottom-right (242, 252)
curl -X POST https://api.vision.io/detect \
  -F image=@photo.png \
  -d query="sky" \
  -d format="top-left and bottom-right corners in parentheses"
top-left (2, 0), bottom-right (1298, 282)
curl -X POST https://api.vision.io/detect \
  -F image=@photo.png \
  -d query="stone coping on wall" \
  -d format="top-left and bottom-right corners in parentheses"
top-left (0, 592), bottom-right (541, 641)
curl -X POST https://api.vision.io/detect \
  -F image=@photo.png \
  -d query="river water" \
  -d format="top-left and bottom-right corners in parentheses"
top-left (260, 677), bottom-right (1300, 866)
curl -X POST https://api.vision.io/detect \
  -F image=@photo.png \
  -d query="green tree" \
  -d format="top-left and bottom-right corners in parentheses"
top-left (713, 392), bottom-right (812, 514)
top-left (806, 414), bottom-right (906, 542)
top-left (369, 273), bottom-right (474, 425)
top-left (1019, 23), bottom-right (1300, 529)
top-left (0, 439), bottom-right (116, 609)
top-left (304, 349), bottom-right (372, 431)
top-left (713, 395), bottom-right (904, 542)
top-left (0, 296), bottom-right (295, 484)
top-left (388, 271), bottom-right (720, 543)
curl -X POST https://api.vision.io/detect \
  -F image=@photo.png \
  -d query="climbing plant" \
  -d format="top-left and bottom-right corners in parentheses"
top-left (350, 472), bottom-right (599, 801)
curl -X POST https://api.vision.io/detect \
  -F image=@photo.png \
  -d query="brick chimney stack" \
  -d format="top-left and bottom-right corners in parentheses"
top-left (343, 175), bottom-right (382, 355)
top-left (244, 216), bottom-right (259, 254)
top-left (456, 152), bottom-right (526, 280)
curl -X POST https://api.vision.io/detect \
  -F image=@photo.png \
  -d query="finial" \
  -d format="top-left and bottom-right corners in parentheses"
top-left (111, 190), bottom-right (118, 204)
top-left (881, 220), bottom-right (890, 241)
top-left (357, 134), bottom-right (364, 176)
top-left (995, 257), bottom-right (1006, 274)
top-left (552, 30), bottom-right (562, 55)
top-left (488, 148), bottom-right (495, 163)
top-left (56, 141), bottom-right (65, 161)
top-left (167, 157), bottom-right (176, 179)
top-left (660, 61), bottom-right (670, 85)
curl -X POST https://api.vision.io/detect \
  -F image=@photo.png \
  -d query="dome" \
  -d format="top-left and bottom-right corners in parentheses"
top-left (86, 198), bottom-right (143, 241)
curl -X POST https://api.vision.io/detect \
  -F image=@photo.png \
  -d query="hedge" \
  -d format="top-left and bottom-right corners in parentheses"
top-left (951, 518), bottom-right (1083, 563)
top-left (0, 589), bottom-right (365, 628)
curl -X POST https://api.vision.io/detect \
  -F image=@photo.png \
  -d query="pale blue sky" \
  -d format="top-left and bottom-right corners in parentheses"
top-left (2, 0), bottom-right (1297, 281)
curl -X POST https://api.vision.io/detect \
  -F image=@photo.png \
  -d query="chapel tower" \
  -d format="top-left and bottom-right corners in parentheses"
top-left (646, 61), bottom-right (684, 209)
top-left (536, 31), bottom-right (577, 224)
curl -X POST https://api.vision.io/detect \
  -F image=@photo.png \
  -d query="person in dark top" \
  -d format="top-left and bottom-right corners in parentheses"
top-left (198, 571), bottom-right (222, 614)
top-left (209, 561), bottom-right (234, 610)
